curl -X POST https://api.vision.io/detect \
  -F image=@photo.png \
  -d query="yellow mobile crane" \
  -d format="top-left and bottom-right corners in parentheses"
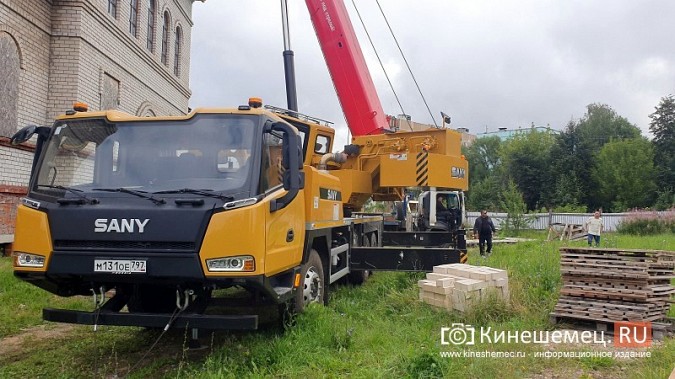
top-left (9, 0), bottom-right (468, 333)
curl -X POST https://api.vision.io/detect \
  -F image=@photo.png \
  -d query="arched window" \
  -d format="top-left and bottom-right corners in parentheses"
top-left (0, 33), bottom-right (20, 137)
top-left (161, 11), bottom-right (170, 65)
top-left (108, 0), bottom-right (117, 18)
top-left (146, 0), bottom-right (156, 51)
top-left (129, 0), bottom-right (139, 37)
top-left (174, 26), bottom-right (182, 76)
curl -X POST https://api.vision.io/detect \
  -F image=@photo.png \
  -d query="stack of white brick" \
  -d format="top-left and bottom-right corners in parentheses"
top-left (418, 264), bottom-right (509, 312)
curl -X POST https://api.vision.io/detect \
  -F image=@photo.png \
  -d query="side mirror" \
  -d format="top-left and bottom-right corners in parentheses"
top-left (10, 125), bottom-right (38, 145)
top-left (267, 121), bottom-right (305, 212)
top-left (11, 125), bottom-right (52, 178)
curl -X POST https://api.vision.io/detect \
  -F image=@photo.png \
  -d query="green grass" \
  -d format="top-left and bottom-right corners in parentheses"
top-left (0, 233), bottom-right (673, 378)
top-left (0, 258), bottom-right (89, 337)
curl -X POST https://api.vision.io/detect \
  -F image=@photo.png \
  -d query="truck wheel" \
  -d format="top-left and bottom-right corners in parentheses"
top-left (295, 249), bottom-right (324, 312)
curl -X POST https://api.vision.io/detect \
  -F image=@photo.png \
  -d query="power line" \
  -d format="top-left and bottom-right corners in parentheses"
top-left (350, 0), bottom-right (413, 131)
top-left (375, 0), bottom-right (438, 128)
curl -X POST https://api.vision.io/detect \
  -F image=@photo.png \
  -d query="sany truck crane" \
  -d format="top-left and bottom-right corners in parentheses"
top-left (9, 0), bottom-right (468, 333)
top-left (304, 0), bottom-right (468, 234)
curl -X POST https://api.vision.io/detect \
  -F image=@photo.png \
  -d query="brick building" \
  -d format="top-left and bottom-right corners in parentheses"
top-left (0, 0), bottom-right (201, 246)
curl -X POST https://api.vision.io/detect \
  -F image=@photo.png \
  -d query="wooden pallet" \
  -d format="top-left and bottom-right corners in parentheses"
top-left (553, 247), bottom-right (675, 329)
top-left (549, 314), bottom-right (673, 340)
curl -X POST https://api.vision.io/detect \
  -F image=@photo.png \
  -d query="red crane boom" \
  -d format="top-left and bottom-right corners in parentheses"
top-left (305, 0), bottom-right (392, 136)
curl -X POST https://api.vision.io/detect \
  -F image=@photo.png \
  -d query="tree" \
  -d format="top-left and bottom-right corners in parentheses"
top-left (549, 104), bottom-right (642, 210)
top-left (466, 176), bottom-right (501, 211)
top-left (592, 138), bottom-right (656, 211)
top-left (499, 180), bottom-right (530, 236)
top-left (549, 175), bottom-right (584, 211)
top-left (649, 95), bottom-right (675, 193)
top-left (499, 129), bottom-right (556, 210)
top-left (462, 136), bottom-right (502, 186)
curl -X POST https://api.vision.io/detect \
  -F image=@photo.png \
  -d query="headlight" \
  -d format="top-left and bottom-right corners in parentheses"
top-left (14, 252), bottom-right (46, 268)
top-left (206, 255), bottom-right (255, 272)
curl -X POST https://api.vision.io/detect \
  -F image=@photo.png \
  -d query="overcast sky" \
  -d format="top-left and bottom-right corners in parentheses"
top-left (189, 1), bottom-right (675, 149)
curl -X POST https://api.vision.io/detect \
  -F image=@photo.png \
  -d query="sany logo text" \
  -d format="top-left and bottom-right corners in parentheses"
top-left (94, 218), bottom-right (149, 233)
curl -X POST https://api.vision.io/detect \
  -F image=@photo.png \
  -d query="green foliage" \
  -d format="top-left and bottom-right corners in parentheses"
top-left (499, 129), bottom-right (556, 210)
top-left (548, 104), bottom-right (642, 210)
top-left (649, 94), bottom-right (675, 192)
top-left (466, 103), bottom-right (649, 212)
top-left (405, 352), bottom-right (444, 378)
top-left (592, 138), bottom-right (656, 211)
top-left (551, 203), bottom-right (588, 213)
top-left (548, 176), bottom-right (584, 211)
top-left (616, 209), bottom-right (675, 235)
top-left (363, 198), bottom-right (387, 213)
top-left (466, 176), bottom-right (501, 211)
top-left (463, 290), bottom-right (514, 325)
top-left (1, 235), bottom-right (675, 377)
top-left (653, 189), bottom-right (675, 210)
top-left (462, 136), bottom-right (502, 186)
top-left (499, 181), bottom-right (530, 236)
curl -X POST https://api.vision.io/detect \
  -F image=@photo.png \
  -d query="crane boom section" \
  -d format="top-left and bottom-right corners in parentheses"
top-left (305, 0), bottom-right (391, 136)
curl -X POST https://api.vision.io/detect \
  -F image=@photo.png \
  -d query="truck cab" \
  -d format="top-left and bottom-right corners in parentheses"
top-left (417, 190), bottom-right (465, 231)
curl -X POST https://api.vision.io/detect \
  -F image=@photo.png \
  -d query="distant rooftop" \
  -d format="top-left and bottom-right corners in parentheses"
top-left (476, 126), bottom-right (560, 141)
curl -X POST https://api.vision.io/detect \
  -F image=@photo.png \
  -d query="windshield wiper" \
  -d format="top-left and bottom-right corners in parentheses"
top-left (38, 184), bottom-right (99, 205)
top-left (153, 188), bottom-right (234, 201)
top-left (93, 187), bottom-right (166, 205)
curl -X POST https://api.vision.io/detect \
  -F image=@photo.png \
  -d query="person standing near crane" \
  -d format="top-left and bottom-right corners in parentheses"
top-left (473, 210), bottom-right (496, 257)
top-left (584, 211), bottom-right (604, 247)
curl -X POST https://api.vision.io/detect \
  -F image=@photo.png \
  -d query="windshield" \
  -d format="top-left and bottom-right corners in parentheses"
top-left (33, 114), bottom-right (260, 197)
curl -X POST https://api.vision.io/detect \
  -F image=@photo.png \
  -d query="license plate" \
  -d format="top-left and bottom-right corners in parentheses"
top-left (94, 259), bottom-right (146, 274)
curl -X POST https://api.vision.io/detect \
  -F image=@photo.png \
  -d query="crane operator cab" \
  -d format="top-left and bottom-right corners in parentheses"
top-left (417, 190), bottom-right (465, 232)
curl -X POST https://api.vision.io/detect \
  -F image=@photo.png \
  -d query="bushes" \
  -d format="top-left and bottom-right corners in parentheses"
top-left (617, 208), bottom-right (675, 235)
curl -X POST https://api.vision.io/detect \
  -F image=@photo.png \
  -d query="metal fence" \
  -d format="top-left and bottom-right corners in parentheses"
top-left (466, 212), bottom-right (629, 232)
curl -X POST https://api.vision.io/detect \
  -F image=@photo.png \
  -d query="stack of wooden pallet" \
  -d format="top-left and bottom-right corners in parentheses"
top-left (552, 247), bottom-right (675, 326)
top-left (418, 263), bottom-right (509, 312)
top-left (547, 223), bottom-right (587, 242)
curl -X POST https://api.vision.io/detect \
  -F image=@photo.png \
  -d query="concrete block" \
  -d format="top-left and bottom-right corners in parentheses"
top-left (422, 283), bottom-right (437, 293)
top-left (418, 279), bottom-right (435, 288)
top-left (494, 278), bottom-right (508, 288)
top-left (455, 278), bottom-right (487, 292)
top-left (426, 273), bottom-right (457, 281)
top-left (436, 277), bottom-right (455, 288)
top-left (432, 265), bottom-right (452, 274)
top-left (491, 270), bottom-right (508, 280)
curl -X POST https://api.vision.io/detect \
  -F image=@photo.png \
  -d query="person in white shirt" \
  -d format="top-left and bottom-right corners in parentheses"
top-left (584, 211), bottom-right (604, 247)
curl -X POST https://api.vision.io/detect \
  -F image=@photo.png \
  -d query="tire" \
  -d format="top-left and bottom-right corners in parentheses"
top-left (294, 249), bottom-right (325, 312)
top-left (127, 285), bottom-right (176, 313)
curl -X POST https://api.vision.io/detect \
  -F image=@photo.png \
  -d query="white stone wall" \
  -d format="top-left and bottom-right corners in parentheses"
top-left (0, 0), bottom-right (197, 239)
top-left (0, 145), bottom-right (33, 187)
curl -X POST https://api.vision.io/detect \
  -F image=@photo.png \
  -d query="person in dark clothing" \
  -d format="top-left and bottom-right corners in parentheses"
top-left (435, 194), bottom-right (458, 230)
top-left (473, 210), bottom-right (496, 257)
